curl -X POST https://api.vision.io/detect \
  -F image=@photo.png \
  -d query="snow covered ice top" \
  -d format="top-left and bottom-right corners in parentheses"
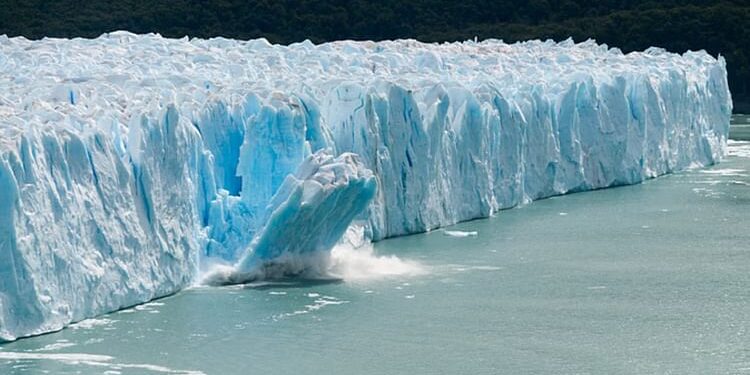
top-left (0, 32), bottom-right (731, 340)
top-left (0, 31), bottom-right (730, 132)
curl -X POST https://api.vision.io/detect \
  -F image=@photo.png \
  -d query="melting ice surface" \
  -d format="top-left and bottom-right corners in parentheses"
top-left (0, 32), bottom-right (731, 340)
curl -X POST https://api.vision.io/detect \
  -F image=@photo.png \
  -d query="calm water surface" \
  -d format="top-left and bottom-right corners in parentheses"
top-left (1, 123), bottom-right (749, 375)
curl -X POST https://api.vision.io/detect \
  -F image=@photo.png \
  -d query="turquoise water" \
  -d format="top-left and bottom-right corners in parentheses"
top-left (2, 142), bottom-right (749, 374)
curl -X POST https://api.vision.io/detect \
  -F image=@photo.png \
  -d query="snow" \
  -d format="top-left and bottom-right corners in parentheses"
top-left (0, 32), bottom-right (731, 340)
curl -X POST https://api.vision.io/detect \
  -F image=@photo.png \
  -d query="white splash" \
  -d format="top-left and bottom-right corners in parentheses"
top-left (327, 242), bottom-right (426, 282)
top-left (200, 226), bottom-right (426, 284)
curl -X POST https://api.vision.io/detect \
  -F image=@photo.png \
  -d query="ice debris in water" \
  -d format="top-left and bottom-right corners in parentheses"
top-left (443, 230), bottom-right (479, 237)
top-left (0, 32), bottom-right (731, 340)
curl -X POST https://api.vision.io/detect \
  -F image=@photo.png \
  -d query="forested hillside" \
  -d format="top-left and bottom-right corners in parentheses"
top-left (1, 0), bottom-right (747, 110)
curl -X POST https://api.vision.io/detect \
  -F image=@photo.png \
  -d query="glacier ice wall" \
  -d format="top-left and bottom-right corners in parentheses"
top-left (0, 32), bottom-right (731, 340)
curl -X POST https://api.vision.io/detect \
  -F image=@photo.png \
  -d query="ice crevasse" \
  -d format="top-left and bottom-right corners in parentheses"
top-left (0, 32), bottom-right (731, 340)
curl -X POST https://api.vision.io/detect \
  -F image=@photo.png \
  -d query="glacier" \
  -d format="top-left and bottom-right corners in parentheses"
top-left (0, 32), bottom-right (731, 340)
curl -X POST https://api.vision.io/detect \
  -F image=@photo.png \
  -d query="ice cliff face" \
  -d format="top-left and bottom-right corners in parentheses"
top-left (0, 32), bottom-right (731, 340)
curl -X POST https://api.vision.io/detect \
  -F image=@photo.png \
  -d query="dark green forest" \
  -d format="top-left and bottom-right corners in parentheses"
top-left (1, 0), bottom-right (748, 111)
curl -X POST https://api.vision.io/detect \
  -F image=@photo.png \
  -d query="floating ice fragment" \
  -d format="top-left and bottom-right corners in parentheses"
top-left (443, 230), bottom-right (479, 238)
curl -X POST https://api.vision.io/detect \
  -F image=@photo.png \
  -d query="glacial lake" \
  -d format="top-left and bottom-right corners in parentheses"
top-left (1, 118), bottom-right (749, 375)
